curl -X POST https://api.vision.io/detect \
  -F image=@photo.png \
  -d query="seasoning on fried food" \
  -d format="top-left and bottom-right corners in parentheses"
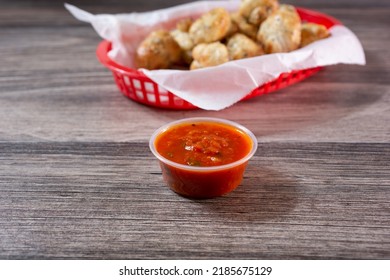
top-left (257, 4), bottom-right (301, 53)
top-left (227, 33), bottom-right (264, 60)
top-left (189, 8), bottom-right (232, 44)
top-left (190, 42), bottom-right (229, 70)
top-left (230, 12), bottom-right (258, 40)
top-left (135, 30), bottom-right (182, 69)
top-left (239, 0), bottom-right (279, 26)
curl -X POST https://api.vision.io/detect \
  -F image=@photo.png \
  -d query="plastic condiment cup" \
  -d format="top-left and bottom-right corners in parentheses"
top-left (149, 117), bottom-right (258, 199)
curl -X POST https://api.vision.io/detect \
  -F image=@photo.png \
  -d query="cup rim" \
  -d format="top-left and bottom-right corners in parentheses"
top-left (149, 117), bottom-right (258, 172)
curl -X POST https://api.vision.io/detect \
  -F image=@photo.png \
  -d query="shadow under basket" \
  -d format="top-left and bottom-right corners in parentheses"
top-left (96, 7), bottom-right (341, 110)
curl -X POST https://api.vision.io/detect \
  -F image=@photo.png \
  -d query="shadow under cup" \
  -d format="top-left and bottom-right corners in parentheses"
top-left (149, 118), bottom-right (258, 199)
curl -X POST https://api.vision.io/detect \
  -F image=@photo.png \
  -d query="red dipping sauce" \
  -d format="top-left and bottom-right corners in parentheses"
top-left (150, 118), bottom-right (257, 198)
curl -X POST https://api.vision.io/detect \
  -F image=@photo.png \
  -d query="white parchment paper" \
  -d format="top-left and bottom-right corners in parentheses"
top-left (65, 1), bottom-right (365, 110)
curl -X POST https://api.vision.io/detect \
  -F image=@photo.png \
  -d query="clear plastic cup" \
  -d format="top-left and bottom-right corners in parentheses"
top-left (149, 117), bottom-right (258, 199)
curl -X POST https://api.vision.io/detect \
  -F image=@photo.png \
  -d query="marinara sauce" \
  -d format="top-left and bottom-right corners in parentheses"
top-left (156, 122), bottom-right (252, 167)
top-left (151, 118), bottom-right (257, 198)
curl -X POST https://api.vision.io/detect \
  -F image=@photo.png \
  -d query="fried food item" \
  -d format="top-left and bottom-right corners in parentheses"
top-left (189, 8), bottom-right (232, 44)
top-left (170, 19), bottom-right (196, 65)
top-left (239, 0), bottom-right (279, 26)
top-left (135, 30), bottom-right (182, 70)
top-left (300, 22), bottom-right (330, 47)
top-left (171, 29), bottom-right (194, 51)
top-left (226, 19), bottom-right (239, 38)
top-left (230, 12), bottom-right (258, 40)
top-left (257, 4), bottom-right (301, 53)
top-left (170, 29), bottom-right (195, 65)
top-left (190, 42), bottom-right (229, 70)
top-left (227, 33), bottom-right (264, 60)
top-left (135, 1), bottom-right (331, 70)
top-left (176, 18), bottom-right (193, 32)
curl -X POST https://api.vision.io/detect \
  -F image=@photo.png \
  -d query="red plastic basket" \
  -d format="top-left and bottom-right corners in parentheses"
top-left (96, 7), bottom-right (341, 110)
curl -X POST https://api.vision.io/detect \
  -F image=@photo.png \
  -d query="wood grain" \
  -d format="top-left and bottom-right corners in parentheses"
top-left (0, 0), bottom-right (389, 259)
top-left (0, 142), bottom-right (389, 259)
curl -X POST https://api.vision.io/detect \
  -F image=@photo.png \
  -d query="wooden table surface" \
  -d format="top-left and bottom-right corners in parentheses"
top-left (0, 0), bottom-right (389, 259)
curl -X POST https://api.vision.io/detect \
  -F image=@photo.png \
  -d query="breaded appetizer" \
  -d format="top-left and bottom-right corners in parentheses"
top-left (239, 0), bottom-right (279, 26)
top-left (257, 4), bottom-right (301, 53)
top-left (230, 12), bottom-right (258, 40)
top-left (189, 8), bottom-right (232, 44)
top-left (190, 42), bottom-right (229, 70)
top-left (135, 30), bottom-right (182, 69)
top-left (227, 33), bottom-right (264, 60)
